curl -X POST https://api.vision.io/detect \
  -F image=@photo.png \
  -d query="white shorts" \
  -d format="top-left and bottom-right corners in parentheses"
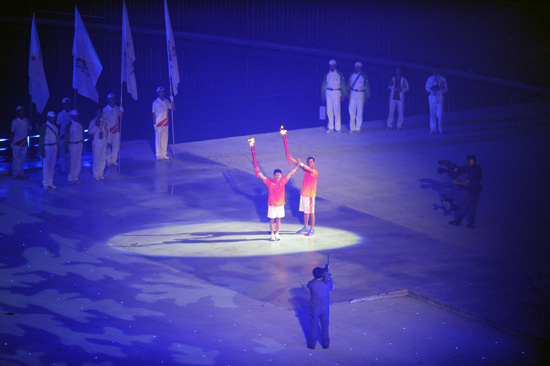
top-left (299, 196), bottom-right (315, 214)
top-left (267, 205), bottom-right (285, 219)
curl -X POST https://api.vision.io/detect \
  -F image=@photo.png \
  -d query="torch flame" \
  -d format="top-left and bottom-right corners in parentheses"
top-left (279, 125), bottom-right (287, 135)
top-left (248, 138), bottom-right (255, 147)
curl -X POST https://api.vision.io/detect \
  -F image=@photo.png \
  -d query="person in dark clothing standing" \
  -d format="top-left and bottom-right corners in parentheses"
top-left (449, 155), bottom-right (482, 228)
top-left (307, 267), bottom-right (334, 349)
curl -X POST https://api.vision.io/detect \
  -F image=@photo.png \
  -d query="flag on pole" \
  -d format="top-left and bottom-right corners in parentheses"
top-left (72, 5), bottom-right (102, 103)
top-left (164, 0), bottom-right (180, 96)
top-left (121, 0), bottom-right (138, 100)
top-left (29, 13), bottom-right (49, 114)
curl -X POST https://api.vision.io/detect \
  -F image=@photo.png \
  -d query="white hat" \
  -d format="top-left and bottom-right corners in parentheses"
top-left (354, 62), bottom-right (362, 67)
top-left (107, 93), bottom-right (116, 99)
top-left (47, 111), bottom-right (56, 118)
top-left (70, 109), bottom-right (79, 116)
top-left (156, 87), bottom-right (164, 93)
top-left (328, 59), bottom-right (337, 66)
top-left (16, 106), bottom-right (24, 112)
top-left (62, 97), bottom-right (71, 104)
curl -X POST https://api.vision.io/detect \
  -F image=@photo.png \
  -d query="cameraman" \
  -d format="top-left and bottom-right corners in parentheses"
top-left (307, 266), bottom-right (334, 349)
top-left (449, 155), bottom-right (483, 228)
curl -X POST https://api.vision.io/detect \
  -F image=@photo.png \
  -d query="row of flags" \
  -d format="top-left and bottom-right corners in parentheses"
top-left (28, 0), bottom-right (180, 113)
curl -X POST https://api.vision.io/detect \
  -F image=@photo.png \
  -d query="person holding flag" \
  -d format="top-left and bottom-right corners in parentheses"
top-left (103, 93), bottom-right (124, 166)
top-left (88, 107), bottom-right (109, 180)
top-left (57, 97), bottom-right (72, 174)
top-left (10, 106), bottom-right (31, 179)
top-left (163, 0), bottom-right (180, 157)
top-left (152, 87), bottom-right (174, 160)
top-left (39, 112), bottom-right (60, 190)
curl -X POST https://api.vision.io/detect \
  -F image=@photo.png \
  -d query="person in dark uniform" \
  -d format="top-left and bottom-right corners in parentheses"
top-left (307, 266), bottom-right (334, 349)
top-left (449, 155), bottom-right (482, 228)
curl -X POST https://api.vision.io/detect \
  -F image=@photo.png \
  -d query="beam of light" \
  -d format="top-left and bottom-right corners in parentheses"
top-left (108, 222), bottom-right (362, 257)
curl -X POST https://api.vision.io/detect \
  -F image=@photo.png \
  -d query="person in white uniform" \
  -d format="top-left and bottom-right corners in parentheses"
top-left (321, 60), bottom-right (347, 133)
top-left (57, 97), bottom-right (72, 173)
top-left (348, 62), bottom-right (370, 134)
top-left (103, 93), bottom-right (124, 165)
top-left (39, 111), bottom-right (59, 190)
top-left (88, 107), bottom-right (109, 180)
top-left (10, 106), bottom-right (31, 178)
top-left (387, 67), bottom-right (409, 130)
top-left (63, 110), bottom-right (84, 184)
top-left (425, 66), bottom-right (448, 134)
top-left (151, 87), bottom-right (174, 160)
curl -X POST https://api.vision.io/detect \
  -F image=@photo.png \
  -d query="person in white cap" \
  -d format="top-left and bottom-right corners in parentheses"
top-left (103, 93), bottom-right (124, 165)
top-left (321, 60), bottom-right (347, 133)
top-left (10, 106), bottom-right (31, 179)
top-left (63, 110), bottom-right (84, 184)
top-left (348, 62), bottom-right (371, 134)
top-left (425, 66), bottom-right (448, 134)
top-left (88, 107), bottom-right (109, 180)
top-left (39, 112), bottom-right (60, 190)
top-left (151, 87), bottom-right (175, 160)
top-left (57, 97), bottom-right (72, 173)
top-left (387, 67), bottom-right (409, 131)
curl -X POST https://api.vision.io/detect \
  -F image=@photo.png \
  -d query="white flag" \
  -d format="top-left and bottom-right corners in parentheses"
top-left (29, 13), bottom-right (50, 114)
top-left (121, 0), bottom-right (138, 100)
top-left (164, 0), bottom-right (180, 96)
top-left (72, 5), bottom-right (102, 103)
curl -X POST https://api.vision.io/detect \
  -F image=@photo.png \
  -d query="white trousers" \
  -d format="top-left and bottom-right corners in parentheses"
top-left (11, 143), bottom-right (27, 176)
top-left (67, 143), bottom-right (83, 183)
top-left (429, 102), bottom-right (444, 132)
top-left (106, 132), bottom-right (120, 164)
top-left (154, 125), bottom-right (169, 159)
top-left (42, 145), bottom-right (57, 187)
top-left (387, 99), bottom-right (405, 128)
top-left (325, 90), bottom-right (341, 131)
top-left (92, 142), bottom-right (107, 179)
top-left (349, 91), bottom-right (365, 132)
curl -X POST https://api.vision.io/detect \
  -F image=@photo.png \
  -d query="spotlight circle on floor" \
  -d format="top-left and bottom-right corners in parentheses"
top-left (108, 222), bottom-right (361, 257)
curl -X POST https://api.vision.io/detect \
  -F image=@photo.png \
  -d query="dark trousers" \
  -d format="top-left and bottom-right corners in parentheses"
top-left (457, 190), bottom-right (480, 225)
top-left (309, 305), bottom-right (330, 348)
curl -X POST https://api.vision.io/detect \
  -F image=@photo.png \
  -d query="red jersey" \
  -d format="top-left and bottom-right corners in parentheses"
top-left (265, 176), bottom-right (289, 207)
top-left (301, 168), bottom-right (318, 197)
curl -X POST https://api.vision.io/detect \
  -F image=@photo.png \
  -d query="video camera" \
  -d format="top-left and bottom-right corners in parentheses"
top-left (437, 160), bottom-right (469, 179)
top-left (323, 255), bottom-right (331, 282)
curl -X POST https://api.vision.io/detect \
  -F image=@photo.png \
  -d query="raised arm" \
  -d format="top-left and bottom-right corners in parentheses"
top-left (284, 160), bottom-right (301, 179)
top-left (289, 154), bottom-right (298, 165)
top-left (257, 170), bottom-right (267, 183)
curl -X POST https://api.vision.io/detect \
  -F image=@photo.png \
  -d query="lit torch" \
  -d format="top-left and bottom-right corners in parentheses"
top-left (248, 137), bottom-right (259, 177)
top-left (280, 125), bottom-right (291, 165)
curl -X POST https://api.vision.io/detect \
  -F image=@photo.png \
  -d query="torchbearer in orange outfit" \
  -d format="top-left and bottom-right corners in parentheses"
top-left (289, 155), bottom-right (319, 236)
top-left (256, 159), bottom-right (300, 241)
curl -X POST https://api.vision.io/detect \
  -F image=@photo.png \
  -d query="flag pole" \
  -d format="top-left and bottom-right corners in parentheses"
top-left (169, 77), bottom-right (176, 159)
top-left (28, 97), bottom-right (32, 175)
top-left (119, 81), bottom-right (123, 172)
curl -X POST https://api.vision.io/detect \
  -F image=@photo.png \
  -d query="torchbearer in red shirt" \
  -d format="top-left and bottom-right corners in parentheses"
top-left (256, 160), bottom-right (300, 241)
top-left (289, 155), bottom-right (319, 237)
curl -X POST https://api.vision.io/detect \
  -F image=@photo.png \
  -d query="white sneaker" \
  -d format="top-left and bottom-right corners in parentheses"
top-left (275, 233), bottom-right (281, 241)
top-left (49, 184), bottom-right (57, 189)
top-left (270, 234), bottom-right (276, 241)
